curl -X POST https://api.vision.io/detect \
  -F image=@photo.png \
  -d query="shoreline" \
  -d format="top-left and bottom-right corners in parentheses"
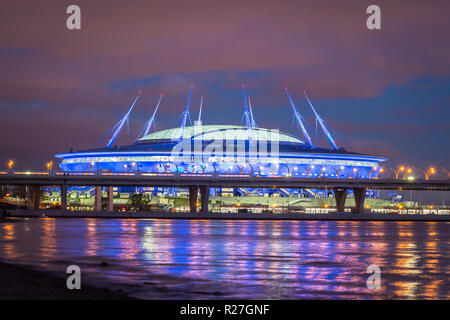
top-left (6, 209), bottom-right (450, 221)
top-left (0, 261), bottom-right (133, 300)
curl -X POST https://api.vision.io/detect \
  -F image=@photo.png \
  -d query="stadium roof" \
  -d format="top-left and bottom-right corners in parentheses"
top-left (138, 125), bottom-right (305, 144)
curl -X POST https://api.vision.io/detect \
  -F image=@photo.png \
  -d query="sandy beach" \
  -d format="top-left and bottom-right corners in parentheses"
top-left (0, 261), bottom-right (132, 300)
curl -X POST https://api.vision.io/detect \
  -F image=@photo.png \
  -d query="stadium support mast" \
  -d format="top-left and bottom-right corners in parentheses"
top-left (304, 91), bottom-right (338, 150)
top-left (248, 97), bottom-right (258, 128)
top-left (179, 85), bottom-right (193, 141)
top-left (107, 91), bottom-right (141, 147)
top-left (138, 93), bottom-right (163, 140)
top-left (241, 85), bottom-right (254, 141)
top-left (196, 96), bottom-right (203, 126)
top-left (284, 88), bottom-right (314, 147)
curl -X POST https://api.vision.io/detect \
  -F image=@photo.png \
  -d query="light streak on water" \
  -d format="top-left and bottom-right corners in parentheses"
top-left (0, 218), bottom-right (448, 299)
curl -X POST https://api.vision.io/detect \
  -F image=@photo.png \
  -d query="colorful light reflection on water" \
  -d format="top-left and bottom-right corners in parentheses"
top-left (0, 218), bottom-right (448, 299)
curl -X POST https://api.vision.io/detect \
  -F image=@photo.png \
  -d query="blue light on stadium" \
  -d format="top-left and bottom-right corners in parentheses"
top-left (55, 87), bottom-right (386, 179)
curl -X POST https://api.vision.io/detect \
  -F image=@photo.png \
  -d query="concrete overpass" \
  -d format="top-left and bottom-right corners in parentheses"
top-left (1, 171), bottom-right (449, 213)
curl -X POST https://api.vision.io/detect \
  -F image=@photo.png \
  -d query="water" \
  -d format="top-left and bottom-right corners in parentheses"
top-left (0, 218), bottom-right (449, 299)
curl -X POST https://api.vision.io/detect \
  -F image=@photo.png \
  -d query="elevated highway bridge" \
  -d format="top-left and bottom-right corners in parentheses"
top-left (1, 171), bottom-right (449, 213)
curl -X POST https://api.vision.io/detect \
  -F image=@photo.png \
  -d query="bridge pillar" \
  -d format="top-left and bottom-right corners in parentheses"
top-left (199, 186), bottom-right (210, 213)
top-left (107, 186), bottom-right (114, 212)
top-left (94, 186), bottom-right (102, 212)
top-left (189, 187), bottom-right (198, 213)
top-left (31, 185), bottom-right (41, 210)
top-left (353, 187), bottom-right (366, 213)
top-left (60, 185), bottom-right (68, 211)
top-left (333, 188), bottom-right (347, 213)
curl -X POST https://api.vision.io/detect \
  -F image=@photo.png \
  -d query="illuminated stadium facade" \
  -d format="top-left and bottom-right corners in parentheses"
top-left (55, 86), bottom-right (386, 179)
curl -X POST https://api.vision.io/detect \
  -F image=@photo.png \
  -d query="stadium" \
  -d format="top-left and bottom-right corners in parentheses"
top-left (55, 86), bottom-right (386, 182)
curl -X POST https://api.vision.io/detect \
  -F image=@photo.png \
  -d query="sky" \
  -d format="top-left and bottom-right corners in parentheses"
top-left (0, 0), bottom-right (449, 180)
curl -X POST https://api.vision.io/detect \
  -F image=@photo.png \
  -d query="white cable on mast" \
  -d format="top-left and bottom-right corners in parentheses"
top-left (196, 96), bottom-right (203, 126)
top-left (179, 85), bottom-right (193, 141)
top-left (107, 91), bottom-right (141, 147)
top-left (138, 93), bottom-right (163, 140)
top-left (304, 91), bottom-right (338, 150)
top-left (248, 97), bottom-right (258, 128)
top-left (284, 88), bottom-right (314, 147)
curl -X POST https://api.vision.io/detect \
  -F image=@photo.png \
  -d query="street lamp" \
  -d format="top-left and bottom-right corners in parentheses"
top-left (333, 166), bottom-right (344, 178)
top-left (392, 166), bottom-right (405, 180)
top-left (271, 164), bottom-right (279, 176)
top-left (402, 168), bottom-right (412, 180)
top-left (8, 160), bottom-right (14, 170)
top-left (420, 167), bottom-right (436, 180)
top-left (349, 168), bottom-right (358, 179)
top-left (304, 165), bottom-right (314, 178)
top-left (319, 167), bottom-right (326, 177)
top-left (164, 163), bottom-right (170, 173)
top-left (368, 167), bottom-right (377, 179)
top-left (374, 167), bottom-right (384, 179)
top-left (46, 161), bottom-right (53, 171)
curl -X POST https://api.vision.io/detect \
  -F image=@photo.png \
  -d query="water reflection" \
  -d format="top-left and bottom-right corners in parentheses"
top-left (0, 218), bottom-right (448, 299)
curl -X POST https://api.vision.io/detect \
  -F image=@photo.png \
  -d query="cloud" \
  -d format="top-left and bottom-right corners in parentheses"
top-left (0, 0), bottom-right (449, 168)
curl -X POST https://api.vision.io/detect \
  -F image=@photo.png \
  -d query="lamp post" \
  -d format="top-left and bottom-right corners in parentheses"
top-left (271, 164), bottom-right (279, 176)
top-left (304, 165), bottom-right (314, 178)
top-left (402, 168), bottom-right (412, 180)
top-left (420, 167), bottom-right (436, 180)
top-left (319, 167), bottom-right (326, 177)
top-left (258, 166), bottom-right (263, 177)
top-left (237, 164), bottom-right (245, 174)
top-left (8, 160), bottom-right (14, 170)
top-left (393, 166), bottom-right (405, 180)
top-left (333, 166), bottom-right (344, 178)
top-left (374, 167), bottom-right (384, 179)
top-left (368, 167), bottom-right (377, 179)
top-left (164, 163), bottom-right (170, 173)
top-left (349, 168), bottom-right (358, 179)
